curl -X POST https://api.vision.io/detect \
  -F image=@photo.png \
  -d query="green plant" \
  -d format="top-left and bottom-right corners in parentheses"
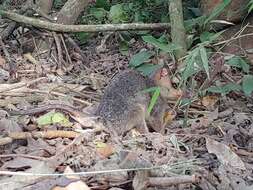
top-left (129, 50), bottom-right (162, 76)
top-left (248, 0), bottom-right (253, 13)
top-left (204, 0), bottom-right (231, 25)
top-left (140, 86), bottom-right (161, 116)
top-left (206, 55), bottom-right (253, 96)
top-left (53, 0), bottom-right (67, 9)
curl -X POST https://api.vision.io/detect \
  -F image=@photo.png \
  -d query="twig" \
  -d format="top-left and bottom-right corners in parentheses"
top-left (63, 34), bottom-right (89, 67)
top-left (0, 130), bottom-right (79, 146)
top-left (0, 77), bottom-right (47, 93)
top-left (53, 32), bottom-right (64, 68)
top-left (60, 34), bottom-right (72, 65)
top-left (213, 24), bottom-right (250, 47)
top-left (9, 130), bottom-right (78, 139)
top-left (0, 10), bottom-right (171, 33)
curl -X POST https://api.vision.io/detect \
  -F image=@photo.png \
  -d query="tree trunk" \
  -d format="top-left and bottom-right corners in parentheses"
top-left (57, 0), bottom-right (88, 25)
top-left (37, 0), bottom-right (53, 14)
top-left (169, 0), bottom-right (187, 62)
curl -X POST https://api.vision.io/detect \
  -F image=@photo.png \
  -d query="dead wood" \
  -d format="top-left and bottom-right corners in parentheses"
top-left (0, 10), bottom-right (171, 33)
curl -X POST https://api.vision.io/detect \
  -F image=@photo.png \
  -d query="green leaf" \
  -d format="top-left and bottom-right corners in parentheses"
top-left (119, 41), bottom-right (129, 56)
top-left (94, 140), bottom-right (107, 148)
top-left (129, 51), bottom-right (154, 67)
top-left (52, 112), bottom-right (72, 127)
top-left (36, 111), bottom-right (54, 126)
top-left (147, 87), bottom-right (160, 115)
top-left (109, 4), bottom-right (129, 23)
top-left (184, 16), bottom-right (206, 31)
top-left (248, 0), bottom-right (253, 13)
top-left (200, 31), bottom-right (224, 43)
top-left (136, 63), bottom-right (163, 77)
top-left (95, 0), bottom-right (110, 11)
top-left (89, 7), bottom-right (107, 20)
top-left (207, 83), bottom-right (241, 95)
top-left (242, 75), bottom-right (253, 96)
top-left (226, 56), bottom-right (250, 73)
top-left (200, 32), bottom-right (213, 42)
top-left (249, 4), bottom-right (253, 13)
top-left (75, 32), bottom-right (91, 44)
top-left (199, 45), bottom-right (210, 79)
top-left (181, 49), bottom-right (200, 81)
top-left (140, 86), bottom-right (160, 94)
top-left (36, 111), bottom-right (72, 127)
top-left (179, 98), bottom-right (192, 107)
top-left (53, 0), bottom-right (65, 9)
top-left (142, 35), bottom-right (181, 53)
top-left (204, 0), bottom-right (231, 24)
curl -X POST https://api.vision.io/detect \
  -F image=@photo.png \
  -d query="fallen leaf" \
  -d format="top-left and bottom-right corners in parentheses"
top-left (191, 109), bottom-right (218, 128)
top-left (163, 110), bottom-right (176, 124)
top-left (36, 111), bottom-right (72, 127)
top-left (52, 112), bottom-right (72, 127)
top-left (2, 157), bottom-right (42, 170)
top-left (0, 55), bottom-right (6, 66)
top-left (202, 95), bottom-right (219, 109)
top-left (0, 160), bottom-right (55, 190)
top-left (0, 118), bottom-right (22, 134)
top-left (93, 140), bottom-right (107, 148)
top-left (96, 145), bottom-right (114, 158)
top-left (206, 138), bottom-right (246, 170)
top-left (53, 166), bottom-right (90, 190)
top-left (94, 141), bottom-right (114, 158)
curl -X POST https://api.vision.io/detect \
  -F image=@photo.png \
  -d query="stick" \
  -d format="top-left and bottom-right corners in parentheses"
top-left (0, 10), bottom-right (170, 33)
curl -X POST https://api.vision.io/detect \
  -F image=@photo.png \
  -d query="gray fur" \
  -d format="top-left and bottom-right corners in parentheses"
top-left (95, 69), bottom-right (167, 136)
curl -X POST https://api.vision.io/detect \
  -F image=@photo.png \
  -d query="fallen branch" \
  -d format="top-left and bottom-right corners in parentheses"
top-left (0, 10), bottom-right (170, 33)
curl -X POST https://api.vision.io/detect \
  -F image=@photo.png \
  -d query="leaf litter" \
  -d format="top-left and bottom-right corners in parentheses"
top-left (0, 24), bottom-right (253, 190)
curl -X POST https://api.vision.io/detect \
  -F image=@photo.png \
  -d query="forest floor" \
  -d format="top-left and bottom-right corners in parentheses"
top-left (0, 18), bottom-right (253, 190)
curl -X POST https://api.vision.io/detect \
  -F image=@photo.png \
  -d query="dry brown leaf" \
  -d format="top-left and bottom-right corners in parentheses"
top-left (206, 138), bottom-right (246, 170)
top-left (96, 144), bottom-right (115, 158)
top-left (0, 55), bottom-right (6, 66)
top-left (202, 95), bottom-right (219, 109)
top-left (163, 110), bottom-right (176, 124)
top-left (192, 109), bottom-right (218, 128)
top-left (0, 161), bottom-right (55, 190)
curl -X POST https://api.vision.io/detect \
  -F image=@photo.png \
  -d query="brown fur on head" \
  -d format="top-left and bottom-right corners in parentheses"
top-left (149, 67), bottom-right (182, 100)
top-left (149, 68), bottom-right (172, 88)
